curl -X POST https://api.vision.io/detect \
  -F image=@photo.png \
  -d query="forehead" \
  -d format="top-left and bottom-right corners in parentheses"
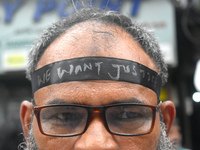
top-left (36, 21), bottom-right (157, 71)
top-left (34, 21), bottom-right (158, 105)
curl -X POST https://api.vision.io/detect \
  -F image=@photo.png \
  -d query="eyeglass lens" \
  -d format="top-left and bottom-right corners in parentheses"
top-left (38, 105), bottom-right (155, 136)
top-left (40, 106), bottom-right (88, 136)
top-left (105, 105), bottom-right (153, 135)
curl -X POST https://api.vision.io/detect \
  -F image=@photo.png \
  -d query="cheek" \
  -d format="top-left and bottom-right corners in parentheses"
top-left (115, 136), bottom-right (159, 150)
top-left (115, 114), bottom-right (161, 150)
top-left (32, 117), bottom-right (78, 150)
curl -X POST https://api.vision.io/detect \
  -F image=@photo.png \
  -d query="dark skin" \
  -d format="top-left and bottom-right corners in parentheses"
top-left (21, 21), bottom-right (175, 150)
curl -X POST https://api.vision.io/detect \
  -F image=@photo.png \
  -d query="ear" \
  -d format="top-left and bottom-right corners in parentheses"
top-left (159, 101), bottom-right (176, 135)
top-left (20, 101), bottom-right (33, 142)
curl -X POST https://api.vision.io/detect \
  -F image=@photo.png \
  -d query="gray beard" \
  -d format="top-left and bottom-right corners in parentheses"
top-left (19, 121), bottom-right (175, 150)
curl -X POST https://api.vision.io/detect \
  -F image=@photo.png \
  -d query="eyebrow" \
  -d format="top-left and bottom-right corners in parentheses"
top-left (44, 97), bottom-right (145, 106)
top-left (45, 99), bottom-right (79, 105)
top-left (109, 98), bottom-right (145, 105)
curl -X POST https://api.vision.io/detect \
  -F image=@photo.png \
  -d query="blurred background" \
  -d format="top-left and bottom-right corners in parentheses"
top-left (0, 0), bottom-right (200, 149)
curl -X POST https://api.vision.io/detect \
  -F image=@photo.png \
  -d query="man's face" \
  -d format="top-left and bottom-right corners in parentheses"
top-left (21, 21), bottom-right (175, 150)
top-left (168, 125), bottom-right (182, 148)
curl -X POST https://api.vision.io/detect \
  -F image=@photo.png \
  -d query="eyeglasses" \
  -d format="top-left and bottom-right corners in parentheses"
top-left (34, 103), bottom-right (160, 137)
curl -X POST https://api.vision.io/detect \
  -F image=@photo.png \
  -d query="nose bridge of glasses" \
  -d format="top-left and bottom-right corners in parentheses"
top-left (93, 110), bottom-right (101, 113)
top-left (86, 107), bottom-right (107, 125)
top-left (88, 106), bottom-right (105, 116)
top-left (86, 107), bottom-right (110, 133)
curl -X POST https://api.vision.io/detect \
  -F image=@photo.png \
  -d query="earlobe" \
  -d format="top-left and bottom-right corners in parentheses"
top-left (20, 101), bottom-right (33, 141)
top-left (159, 101), bottom-right (176, 135)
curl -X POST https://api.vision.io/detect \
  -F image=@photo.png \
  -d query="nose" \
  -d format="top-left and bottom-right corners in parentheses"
top-left (74, 113), bottom-right (119, 150)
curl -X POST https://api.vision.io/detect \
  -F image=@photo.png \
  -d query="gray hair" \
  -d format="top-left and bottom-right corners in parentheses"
top-left (26, 7), bottom-right (168, 85)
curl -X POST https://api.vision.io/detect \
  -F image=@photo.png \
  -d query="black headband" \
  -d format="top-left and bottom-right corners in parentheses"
top-left (31, 57), bottom-right (162, 97)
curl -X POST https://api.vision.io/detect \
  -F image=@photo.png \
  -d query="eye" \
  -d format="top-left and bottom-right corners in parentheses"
top-left (106, 105), bottom-right (153, 125)
top-left (50, 112), bottom-right (73, 122)
top-left (118, 110), bottom-right (143, 119)
top-left (44, 112), bottom-right (85, 127)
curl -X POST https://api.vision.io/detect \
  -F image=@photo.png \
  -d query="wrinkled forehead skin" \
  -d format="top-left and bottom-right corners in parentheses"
top-left (34, 21), bottom-right (159, 105)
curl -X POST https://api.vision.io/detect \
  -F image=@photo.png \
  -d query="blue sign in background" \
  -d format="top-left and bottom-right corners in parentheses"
top-left (0, 0), bottom-right (177, 73)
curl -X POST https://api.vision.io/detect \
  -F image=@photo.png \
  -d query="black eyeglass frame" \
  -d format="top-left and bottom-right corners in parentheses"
top-left (34, 102), bottom-right (161, 137)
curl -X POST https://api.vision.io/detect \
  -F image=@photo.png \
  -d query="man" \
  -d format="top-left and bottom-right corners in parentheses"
top-left (168, 119), bottom-right (190, 150)
top-left (168, 119), bottom-right (182, 149)
top-left (20, 8), bottom-right (176, 150)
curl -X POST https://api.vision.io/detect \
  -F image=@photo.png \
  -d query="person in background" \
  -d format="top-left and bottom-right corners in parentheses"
top-left (168, 119), bottom-right (191, 150)
top-left (20, 7), bottom-right (176, 150)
